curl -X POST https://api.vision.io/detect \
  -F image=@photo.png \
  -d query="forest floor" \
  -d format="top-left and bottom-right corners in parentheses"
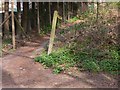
top-left (2, 34), bottom-right (118, 88)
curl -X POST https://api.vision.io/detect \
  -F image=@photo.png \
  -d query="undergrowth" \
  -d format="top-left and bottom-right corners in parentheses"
top-left (35, 3), bottom-right (119, 74)
top-left (35, 48), bottom-right (76, 74)
top-left (35, 45), bottom-right (119, 74)
top-left (40, 24), bottom-right (52, 35)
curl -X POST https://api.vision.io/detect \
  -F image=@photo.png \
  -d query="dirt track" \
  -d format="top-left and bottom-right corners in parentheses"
top-left (2, 36), bottom-right (118, 88)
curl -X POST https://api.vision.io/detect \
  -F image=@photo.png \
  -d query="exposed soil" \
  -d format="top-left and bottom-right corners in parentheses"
top-left (2, 35), bottom-right (118, 88)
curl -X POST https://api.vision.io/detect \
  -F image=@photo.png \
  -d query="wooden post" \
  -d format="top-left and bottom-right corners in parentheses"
top-left (48, 11), bottom-right (62, 55)
top-left (11, 0), bottom-right (16, 50)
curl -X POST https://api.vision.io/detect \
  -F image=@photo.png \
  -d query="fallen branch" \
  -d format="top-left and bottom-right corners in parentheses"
top-left (0, 14), bottom-right (11, 27)
top-left (14, 16), bottom-right (30, 40)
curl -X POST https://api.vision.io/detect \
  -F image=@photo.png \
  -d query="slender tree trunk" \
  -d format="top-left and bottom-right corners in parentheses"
top-left (28, 11), bottom-right (31, 32)
top-left (11, 0), bottom-right (16, 49)
top-left (42, 2), bottom-right (45, 29)
top-left (37, 2), bottom-right (40, 34)
top-left (96, 2), bottom-right (100, 30)
top-left (71, 2), bottom-right (73, 17)
top-left (86, 2), bottom-right (88, 11)
top-left (77, 2), bottom-right (81, 17)
top-left (31, 2), bottom-right (36, 29)
top-left (4, 2), bottom-right (9, 39)
top-left (22, 2), bottom-right (28, 33)
top-left (17, 2), bottom-right (21, 38)
top-left (49, 2), bottom-right (51, 24)
top-left (81, 2), bottom-right (84, 13)
top-left (57, 2), bottom-right (59, 12)
top-left (39, 2), bottom-right (44, 30)
top-left (82, 2), bottom-right (88, 13)
top-left (68, 2), bottom-right (71, 20)
top-left (26, 2), bottom-right (30, 33)
top-left (91, 2), bottom-right (95, 12)
top-left (0, 2), bottom-right (3, 38)
top-left (44, 2), bottom-right (49, 27)
top-left (97, 2), bottom-right (99, 20)
top-left (118, 5), bottom-right (120, 47)
top-left (63, 2), bottom-right (65, 21)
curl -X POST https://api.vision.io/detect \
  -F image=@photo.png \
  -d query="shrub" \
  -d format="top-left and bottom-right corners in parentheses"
top-left (35, 46), bottom-right (119, 74)
top-left (35, 48), bottom-right (75, 74)
top-left (82, 60), bottom-right (100, 72)
top-left (99, 59), bottom-right (119, 74)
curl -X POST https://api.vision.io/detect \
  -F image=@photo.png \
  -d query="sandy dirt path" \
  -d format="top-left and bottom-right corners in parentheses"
top-left (2, 36), bottom-right (118, 88)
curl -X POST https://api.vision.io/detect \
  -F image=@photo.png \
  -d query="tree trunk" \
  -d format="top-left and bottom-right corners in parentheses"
top-left (31, 2), bottom-right (36, 29)
top-left (68, 2), bottom-right (71, 20)
top-left (1, 2), bottom-right (4, 38)
top-left (118, 5), bottom-right (120, 47)
top-left (57, 2), bottom-right (59, 12)
top-left (77, 2), bottom-right (81, 17)
top-left (22, 2), bottom-right (28, 33)
top-left (26, 2), bottom-right (30, 33)
top-left (81, 2), bottom-right (88, 13)
top-left (97, 2), bottom-right (99, 20)
top-left (44, 2), bottom-right (49, 27)
top-left (42, 2), bottom-right (45, 29)
top-left (91, 2), bottom-right (95, 12)
top-left (11, 0), bottom-right (16, 49)
top-left (96, 2), bottom-right (100, 31)
top-left (17, 2), bottom-right (21, 38)
top-left (49, 2), bottom-right (51, 24)
top-left (37, 2), bottom-right (40, 34)
top-left (4, 2), bottom-right (9, 39)
top-left (63, 2), bottom-right (66, 21)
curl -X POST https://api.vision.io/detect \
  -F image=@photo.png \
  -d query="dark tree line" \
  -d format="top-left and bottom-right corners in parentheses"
top-left (2, 2), bottom-right (94, 40)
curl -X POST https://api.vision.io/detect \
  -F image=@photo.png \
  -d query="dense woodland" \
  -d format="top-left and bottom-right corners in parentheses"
top-left (1, 1), bottom-right (120, 75)
top-left (2, 2), bottom-right (93, 39)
